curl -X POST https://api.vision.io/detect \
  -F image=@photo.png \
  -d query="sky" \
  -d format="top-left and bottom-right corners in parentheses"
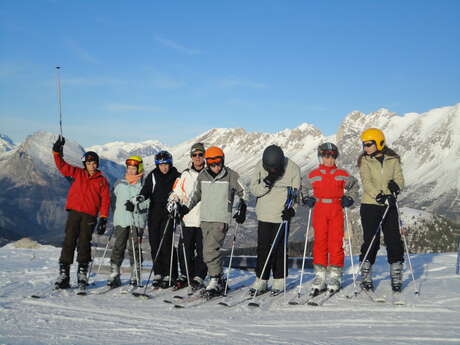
top-left (0, 0), bottom-right (459, 147)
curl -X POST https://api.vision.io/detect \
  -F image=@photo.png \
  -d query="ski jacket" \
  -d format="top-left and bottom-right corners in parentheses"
top-left (250, 158), bottom-right (301, 223)
top-left (53, 152), bottom-right (110, 218)
top-left (187, 166), bottom-right (247, 224)
top-left (302, 165), bottom-right (356, 203)
top-left (139, 167), bottom-right (180, 215)
top-left (170, 166), bottom-right (202, 227)
top-left (112, 178), bottom-right (149, 228)
top-left (359, 154), bottom-right (405, 206)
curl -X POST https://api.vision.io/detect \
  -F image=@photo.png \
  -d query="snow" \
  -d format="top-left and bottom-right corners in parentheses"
top-left (1, 246), bottom-right (460, 345)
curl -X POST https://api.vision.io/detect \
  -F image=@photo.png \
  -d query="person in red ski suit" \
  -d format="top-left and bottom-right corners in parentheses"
top-left (302, 142), bottom-right (356, 294)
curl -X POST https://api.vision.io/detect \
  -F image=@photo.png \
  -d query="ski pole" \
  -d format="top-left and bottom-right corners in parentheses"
top-left (130, 223), bottom-right (140, 286)
top-left (394, 199), bottom-right (419, 295)
top-left (136, 217), bottom-right (171, 297)
top-left (130, 212), bottom-right (143, 286)
top-left (177, 213), bottom-right (192, 295)
top-left (295, 208), bottom-right (312, 299)
top-left (55, 66), bottom-right (63, 136)
top-left (168, 215), bottom-right (177, 287)
top-left (357, 203), bottom-right (390, 276)
top-left (94, 227), bottom-right (114, 280)
top-left (344, 208), bottom-right (358, 296)
top-left (224, 222), bottom-right (240, 296)
top-left (457, 235), bottom-right (460, 275)
top-left (284, 214), bottom-right (288, 298)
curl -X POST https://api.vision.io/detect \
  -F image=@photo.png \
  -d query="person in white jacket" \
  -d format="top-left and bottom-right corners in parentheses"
top-left (169, 143), bottom-right (208, 291)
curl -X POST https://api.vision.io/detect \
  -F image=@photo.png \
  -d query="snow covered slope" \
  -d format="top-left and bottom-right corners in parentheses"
top-left (1, 245), bottom-right (459, 345)
top-left (0, 133), bottom-right (16, 153)
top-left (87, 140), bottom-right (165, 165)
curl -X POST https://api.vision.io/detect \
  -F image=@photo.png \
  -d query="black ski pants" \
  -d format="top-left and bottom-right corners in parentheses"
top-left (59, 210), bottom-right (97, 265)
top-left (148, 210), bottom-right (177, 279)
top-left (359, 203), bottom-right (404, 265)
top-left (256, 221), bottom-right (289, 280)
top-left (178, 226), bottom-right (207, 280)
top-left (110, 226), bottom-right (143, 267)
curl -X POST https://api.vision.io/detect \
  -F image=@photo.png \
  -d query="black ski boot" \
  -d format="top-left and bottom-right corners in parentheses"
top-left (360, 260), bottom-right (374, 291)
top-left (107, 264), bottom-right (121, 288)
top-left (159, 276), bottom-right (173, 289)
top-left (390, 261), bottom-right (403, 292)
top-left (190, 276), bottom-right (206, 291)
top-left (173, 276), bottom-right (188, 290)
top-left (54, 263), bottom-right (70, 289)
top-left (77, 263), bottom-right (89, 294)
top-left (203, 275), bottom-right (226, 299)
top-left (151, 275), bottom-right (162, 289)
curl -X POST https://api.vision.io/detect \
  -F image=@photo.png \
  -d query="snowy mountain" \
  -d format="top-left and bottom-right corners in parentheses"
top-left (86, 139), bottom-right (165, 165)
top-left (0, 133), bottom-right (16, 152)
top-left (0, 132), bottom-right (124, 244)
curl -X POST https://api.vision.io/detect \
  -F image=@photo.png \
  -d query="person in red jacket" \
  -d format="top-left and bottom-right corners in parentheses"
top-left (302, 143), bottom-right (356, 295)
top-left (52, 136), bottom-right (110, 292)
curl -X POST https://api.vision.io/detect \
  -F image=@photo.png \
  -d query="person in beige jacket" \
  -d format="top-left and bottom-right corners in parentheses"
top-left (358, 128), bottom-right (405, 293)
top-left (249, 145), bottom-right (301, 295)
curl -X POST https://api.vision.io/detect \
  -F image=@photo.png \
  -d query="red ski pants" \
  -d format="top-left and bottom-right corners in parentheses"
top-left (312, 203), bottom-right (344, 267)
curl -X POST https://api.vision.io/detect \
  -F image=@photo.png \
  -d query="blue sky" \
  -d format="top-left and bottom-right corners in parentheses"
top-left (1, 1), bottom-right (459, 147)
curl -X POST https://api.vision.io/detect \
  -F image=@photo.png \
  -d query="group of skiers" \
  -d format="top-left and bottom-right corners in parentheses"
top-left (51, 126), bottom-right (406, 298)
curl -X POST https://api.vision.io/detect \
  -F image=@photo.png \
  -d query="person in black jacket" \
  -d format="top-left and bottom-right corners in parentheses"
top-left (135, 151), bottom-right (181, 288)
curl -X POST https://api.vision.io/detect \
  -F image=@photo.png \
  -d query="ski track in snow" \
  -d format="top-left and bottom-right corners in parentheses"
top-left (1, 246), bottom-right (460, 345)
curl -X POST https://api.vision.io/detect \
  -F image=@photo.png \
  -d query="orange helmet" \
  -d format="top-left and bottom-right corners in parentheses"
top-left (205, 146), bottom-right (224, 165)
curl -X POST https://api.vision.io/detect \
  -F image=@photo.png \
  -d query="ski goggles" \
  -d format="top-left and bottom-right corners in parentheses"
top-left (126, 159), bottom-right (142, 166)
top-left (320, 150), bottom-right (337, 158)
top-left (83, 155), bottom-right (97, 162)
top-left (362, 141), bottom-right (376, 148)
top-left (207, 158), bottom-right (223, 167)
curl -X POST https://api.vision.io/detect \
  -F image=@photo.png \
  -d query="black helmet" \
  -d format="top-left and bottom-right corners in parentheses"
top-left (317, 142), bottom-right (339, 158)
top-left (155, 150), bottom-right (173, 166)
top-left (81, 151), bottom-right (100, 168)
top-left (262, 145), bottom-right (285, 174)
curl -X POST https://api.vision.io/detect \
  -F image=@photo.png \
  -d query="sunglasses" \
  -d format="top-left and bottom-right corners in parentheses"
top-left (320, 150), bottom-right (337, 158)
top-left (209, 162), bottom-right (222, 168)
top-left (126, 159), bottom-right (142, 166)
top-left (192, 153), bottom-right (204, 157)
top-left (362, 142), bottom-right (375, 148)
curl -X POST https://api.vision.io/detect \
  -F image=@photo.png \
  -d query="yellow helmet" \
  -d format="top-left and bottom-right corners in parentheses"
top-left (360, 128), bottom-right (385, 151)
top-left (125, 155), bottom-right (144, 174)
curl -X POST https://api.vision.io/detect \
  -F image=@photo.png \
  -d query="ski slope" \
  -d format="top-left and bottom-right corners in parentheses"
top-left (1, 244), bottom-right (460, 345)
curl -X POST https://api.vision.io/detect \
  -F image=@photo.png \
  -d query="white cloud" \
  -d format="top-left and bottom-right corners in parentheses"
top-left (154, 35), bottom-right (202, 55)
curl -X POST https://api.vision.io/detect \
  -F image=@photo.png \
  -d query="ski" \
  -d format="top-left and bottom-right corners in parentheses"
top-left (247, 290), bottom-right (273, 308)
top-left (29, 286), bottom-right (72, 299)
top-left (392, 291), bottom-right (405, 305)
top-left (307, 290), bottom-right (337, 306)
top-left (288, 290), bottom-right (326, 306)
top-left (362, 288), bottom-right (386, 303)
top-left (120, 285), bottom-right (143, 294)
top-left (76, 284), bottom-right (88, 296)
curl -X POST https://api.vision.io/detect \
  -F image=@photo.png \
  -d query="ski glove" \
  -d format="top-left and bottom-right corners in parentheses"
top-left (125, 200), bottom-right (135, 212)
top-left (178, 205), bottom-right (190, 218)
top-left (263, 173), bottom-right (278, 188)
top-left (341, 196), bottom-right (354, 208)
top-left (52, 136), bottom-right (65, 156)
top-left (388, 180), bottom-right (400, 196)
top-left (302, 196), bottom-right (316, 208)
top-left (282, 207), bottom-right (295, 221)
top-left (132, 195), bottom-right (145, 205)
top-left (233, 201), bottom-right (247, 224)
top-left (96, 217), bottom-right (107, 235)
top-left (376, 192), bottom-right (396, 207)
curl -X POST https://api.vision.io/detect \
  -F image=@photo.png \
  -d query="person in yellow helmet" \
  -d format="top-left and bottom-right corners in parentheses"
top-left (107, 156), bottom-right (149, 289)
top-left (358, 128), bottom-right (405, 293)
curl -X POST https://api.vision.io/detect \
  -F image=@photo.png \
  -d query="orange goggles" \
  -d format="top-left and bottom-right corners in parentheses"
top-left (126, 159), bottom-right (142, 166)
top-left (206, 157), bottom-right (223, 165)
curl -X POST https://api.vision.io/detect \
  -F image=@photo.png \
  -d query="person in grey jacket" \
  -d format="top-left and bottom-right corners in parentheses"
top-left (179, 146), bottom-right (247, 297)
top-left (250, 145), bottom-right (301, 295)
top-left (108, 156), bottom-right (149, 288)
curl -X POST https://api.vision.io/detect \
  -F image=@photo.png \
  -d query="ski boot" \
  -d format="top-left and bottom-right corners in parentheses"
top-left (173, 276), bottom-right (188, 290)
top-left (54, 263), bottom-right (71, 289)
top-left (249, 278), bottom-right (268, 297)
top-left (190, 276), bottom-right (206, 291)
top-left (151, 274), bottom-right (162, 288)
top-left (360, 261), bottom-right (374, 291)
top-left (159, 276), bottom-right (173, 289)
top-left (390, 261), bottom-right (403, 292)
top-left (270, 278), bottom-right (284, 296)
top-left (77, 263), bottom-right (89, 294)
top-left (204, 275), bottom-right (225, 298)
top-left (326, 266), bottom-right (342, 293)
top-left (107, 264), bottom-right (121, 288)
top-left (310, 264), bottom-right (327, 296)
top-left (129, 264), bottom-right (141, 287)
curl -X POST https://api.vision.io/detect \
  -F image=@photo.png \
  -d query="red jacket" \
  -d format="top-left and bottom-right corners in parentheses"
top-left (307, 164), bottom-right (350, 202)
top-left (53, 152), bottom-right (110, 218)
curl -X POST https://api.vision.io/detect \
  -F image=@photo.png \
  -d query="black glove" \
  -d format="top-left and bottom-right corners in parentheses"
top-left (282, 207), bottom-right (295, 221)
top-left (341, 196), bottom-right (354, 208)
top-left (135, 195), bottom-right (145, 204)
top-left (96, 218), bottom-right (107, 235)
top-left (125, 200), bottom-right (135, 212)
top-left (52, 136), bottom-right (65, 155)
top-left (388, 180), bottom-right (400, 196)
top-left (263, 173), bottom-right (278, 188)
top-left (376, 192), bottom-right (396, 207)
top-left (178, 205), bottom-right (190, 218)
top-left (302, 196), bottom-right (316, 208)
top-left (233, 201), bottom-right (247, 224)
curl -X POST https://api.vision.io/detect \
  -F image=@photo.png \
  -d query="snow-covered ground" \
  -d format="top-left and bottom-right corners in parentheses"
top-left (1, 245), bottom-right (460, 345)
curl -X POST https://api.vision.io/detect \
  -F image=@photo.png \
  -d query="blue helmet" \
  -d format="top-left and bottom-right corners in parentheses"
top-left (155, 150), bottom-right (173, 166)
